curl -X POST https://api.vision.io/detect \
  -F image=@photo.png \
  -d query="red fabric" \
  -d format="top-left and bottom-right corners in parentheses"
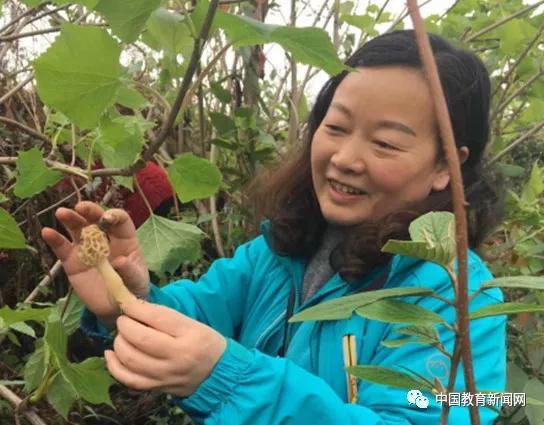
top-left (124, 162), bottom-right (174, 227)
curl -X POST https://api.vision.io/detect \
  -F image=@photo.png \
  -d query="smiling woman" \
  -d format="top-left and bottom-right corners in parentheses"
top-left (43, 29), bottom-right (506, 425)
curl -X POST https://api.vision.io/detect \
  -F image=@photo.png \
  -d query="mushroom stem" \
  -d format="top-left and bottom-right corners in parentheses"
top-left (95, 258), bottom-right (137, 306)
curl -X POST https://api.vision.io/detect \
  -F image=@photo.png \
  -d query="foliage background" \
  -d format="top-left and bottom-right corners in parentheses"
top-left (0, 0), bottom-right (544, 423)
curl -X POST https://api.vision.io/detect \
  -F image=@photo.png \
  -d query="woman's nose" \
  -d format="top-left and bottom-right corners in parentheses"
top-left (330, 137), bottom-right (366, 174)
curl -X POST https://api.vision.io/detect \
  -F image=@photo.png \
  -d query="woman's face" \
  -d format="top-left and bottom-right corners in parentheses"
top-left (311, 66), bottom-right (457, 227)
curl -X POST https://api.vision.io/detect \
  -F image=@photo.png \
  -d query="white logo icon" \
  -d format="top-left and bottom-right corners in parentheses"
top-left (407, 389), bottom-right (429, 409)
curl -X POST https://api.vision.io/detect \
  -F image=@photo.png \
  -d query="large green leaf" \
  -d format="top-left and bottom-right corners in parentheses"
top-left (95, 0), bottom-right (161, 43)
top-left (471, 302), bottom-right (544, 320)
top-left (167, 154), bottom-right (222, 203)
top-left (145, 8), bottom-right (193, 55)
top-left (0, 305), bottom-right (50, 328)
top-left (382, 212), bottom-right (456, 267)
top-left (355, 299), bottom-right (445, 325)
top-left (215, 11), bottom-right (345, 76)
top-left (271, 26), bottom-right (346, 76)
top-left (346, 365), bottom-right (435, 392)
top-left (14, 147), bottom-right (62, 199)
top-left (0, 208), bottom-right (26, 249)
top-left (289, 287), bottom-right (434, 322)
top-left (137, 214), bottom-right (204, 274)
top-left (482, 276), bottom-right (544, 291)
top-left (209, 112), bottom-right (237, 137)
top-left (34, 23), bottom-right (122, 129)
top-left (44, 314), bottom-right (114, 416)
top-left (95, 116), bottom-right (148, 189)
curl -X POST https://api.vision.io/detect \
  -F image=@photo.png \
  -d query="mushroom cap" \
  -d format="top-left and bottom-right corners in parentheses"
top-left (78, 224), bottom-right (110, 267)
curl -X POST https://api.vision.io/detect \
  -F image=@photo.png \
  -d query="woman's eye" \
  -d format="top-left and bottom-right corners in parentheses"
top-left (325, 124), bottom-right (345, 133)
top-left (373, 140), bottom-right (398, 150)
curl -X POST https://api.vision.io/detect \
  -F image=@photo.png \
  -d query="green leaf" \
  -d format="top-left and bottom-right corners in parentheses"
top-left (145, 8), bottom-right (193, 55)
top-left (482, 276), bottom-right (544, 291)
top-left (0, 193), bottom-right (7, 203)
top-left (34, 23), bottom-right (122, 129)
top-left (116, 85), bottom-right (148, 109)
top-left (0, 305), bottom-right (50, 328)
top-left (14, 147), bottom-right (62, 199)
top-left (216, 12), bottom-right (273, 46)
top-left (346, 365), bottom-right (434, 392)
top-left (167, 154), bottom-right (222, 203)
top-left (0, 208), bottom-right (26, 249)
top-left (471, 302), bottom-right (544, 320)
top-left (45, 314), bottom-right (114, 411)
top-left (24, 343), bottom-right (48, 392)
top-left (340, 13), bottom-right (376, 34)
top-left (210, 82), bottom-right (232, 103)
top-left (289, 287), bottom-right (434, 322)
top-left (95, 116), bottom-right (147, 189)
top-left (53, 0), bottom-right (98, 8)
top-left (137, 214), bottom-right (205, 274)
top-left (209, 112), bottom-right (236, 137)
top-left (95, 0), bottom-right (161, 43)
top-left (53, 295), bottom-right (83, 335)
top-left (215, 12), bottom-right (345, 76)
top-left (521, 163), bottom-right (544, 204)
top-left (9, 321), bottom-right (36, 338)
top-left (355, 299), bottom-right (445, 325)
top-left (46, 372), bottom-right (78, 419)
top-left (382, 211), bottom-right (456, 266)
top-left (524, 378), bottom-right (544, 425)
top-left (270, 26), bottom-right (345, 76)
top-left (495, 19), bottom-right (537, 55)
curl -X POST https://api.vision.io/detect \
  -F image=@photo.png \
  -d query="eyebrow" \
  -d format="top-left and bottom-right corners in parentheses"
top-left (329, 102), bottom-right (417, 137)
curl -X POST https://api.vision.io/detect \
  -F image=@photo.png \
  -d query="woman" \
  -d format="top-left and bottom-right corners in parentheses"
top-left (42, 30), bottom-right (506, 424)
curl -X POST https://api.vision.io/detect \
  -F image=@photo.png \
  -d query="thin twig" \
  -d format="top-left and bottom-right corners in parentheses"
top-left (24, 260), bottom-right (63, 303)
top-left (464, 0), bottom-right (544, 42)
top-left (493, 68), bottom-right (544, 121)
top-left (0, 74), bottom-right (34, 105)
top-left (489, 119), bottom-right (544, 165)
top-left (0, 116), bottom-right (52, 145)
top-left (0, 385), bottom-right (47, 425)
top-left (0, 156), bottom-right (89, 180)
top-left (407, 1), bottom-right (479, 424)
top-left (0, 26), bottom-right (60, 42)
top-left (209, 144), bottom-right (225, 257)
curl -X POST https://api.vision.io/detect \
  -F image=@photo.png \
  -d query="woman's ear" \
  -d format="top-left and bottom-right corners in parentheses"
top-left (431, 146), bottom-right (470, 191)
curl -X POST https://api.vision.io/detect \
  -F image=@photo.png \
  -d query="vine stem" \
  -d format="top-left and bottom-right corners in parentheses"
top-left (407, 1), bottom-right (479, 424)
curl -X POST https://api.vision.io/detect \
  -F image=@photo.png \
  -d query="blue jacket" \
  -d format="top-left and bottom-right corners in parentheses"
top-left (141, 225), bottom-right (506, 425)
top-left (84, 222), bottom-right (506, 424)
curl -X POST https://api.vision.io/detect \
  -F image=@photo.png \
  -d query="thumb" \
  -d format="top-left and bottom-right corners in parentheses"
top-left (121, 299), bottom-right (187, 337)
top-left (110, 256), bottom-right (147, 290)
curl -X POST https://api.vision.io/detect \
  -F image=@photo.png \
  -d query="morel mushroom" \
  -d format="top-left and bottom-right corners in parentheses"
top-left (78, 224), bottom-right (137, 307)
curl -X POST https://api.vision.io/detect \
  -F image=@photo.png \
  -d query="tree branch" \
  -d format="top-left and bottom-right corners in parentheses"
top-left (407, 1), bottom-right (479, 424)
top-left (0, 385), bottom-right (47, 425)
top-left (464, 0), bottom-right (544, 42)
top-left (0, 116), bottom-right (52, 145)
top-left (489, 119), bottom-right (544, 165)
top-left (137, 0), bottom-right (220, 168)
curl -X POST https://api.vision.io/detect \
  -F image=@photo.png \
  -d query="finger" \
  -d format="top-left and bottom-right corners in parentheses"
top-left (41, 227), bottom-right (73, 262)
top-left (116, 314), bottom-right (174, 359)
top-left (104, 349), bottom-right (159, 392)
top-left (121, 300), bottom-right (188, 338)
top-left (100, 208), bottom-right (137, 239)
top-left (74, 201), bottom-right (105, 223)
top-left (113, 334), bottom-right (169, 379)
top-left (55, 207), bottom-right (88, 243)
top-left (111, 255), bottom-right (147, 289)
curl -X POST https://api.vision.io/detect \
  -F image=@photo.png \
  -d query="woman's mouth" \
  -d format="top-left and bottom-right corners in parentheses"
top-left (328, 179), bottom-right (367, 202)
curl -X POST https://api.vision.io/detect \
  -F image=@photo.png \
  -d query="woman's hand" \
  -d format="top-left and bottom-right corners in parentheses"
top-left (41, 201), bottom-right (150, 325)
top-left (105, 300), bottom-right (227, 397)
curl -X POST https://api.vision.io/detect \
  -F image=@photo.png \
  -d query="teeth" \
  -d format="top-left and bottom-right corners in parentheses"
top-left (330, 180), bottom-right (364, 195)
